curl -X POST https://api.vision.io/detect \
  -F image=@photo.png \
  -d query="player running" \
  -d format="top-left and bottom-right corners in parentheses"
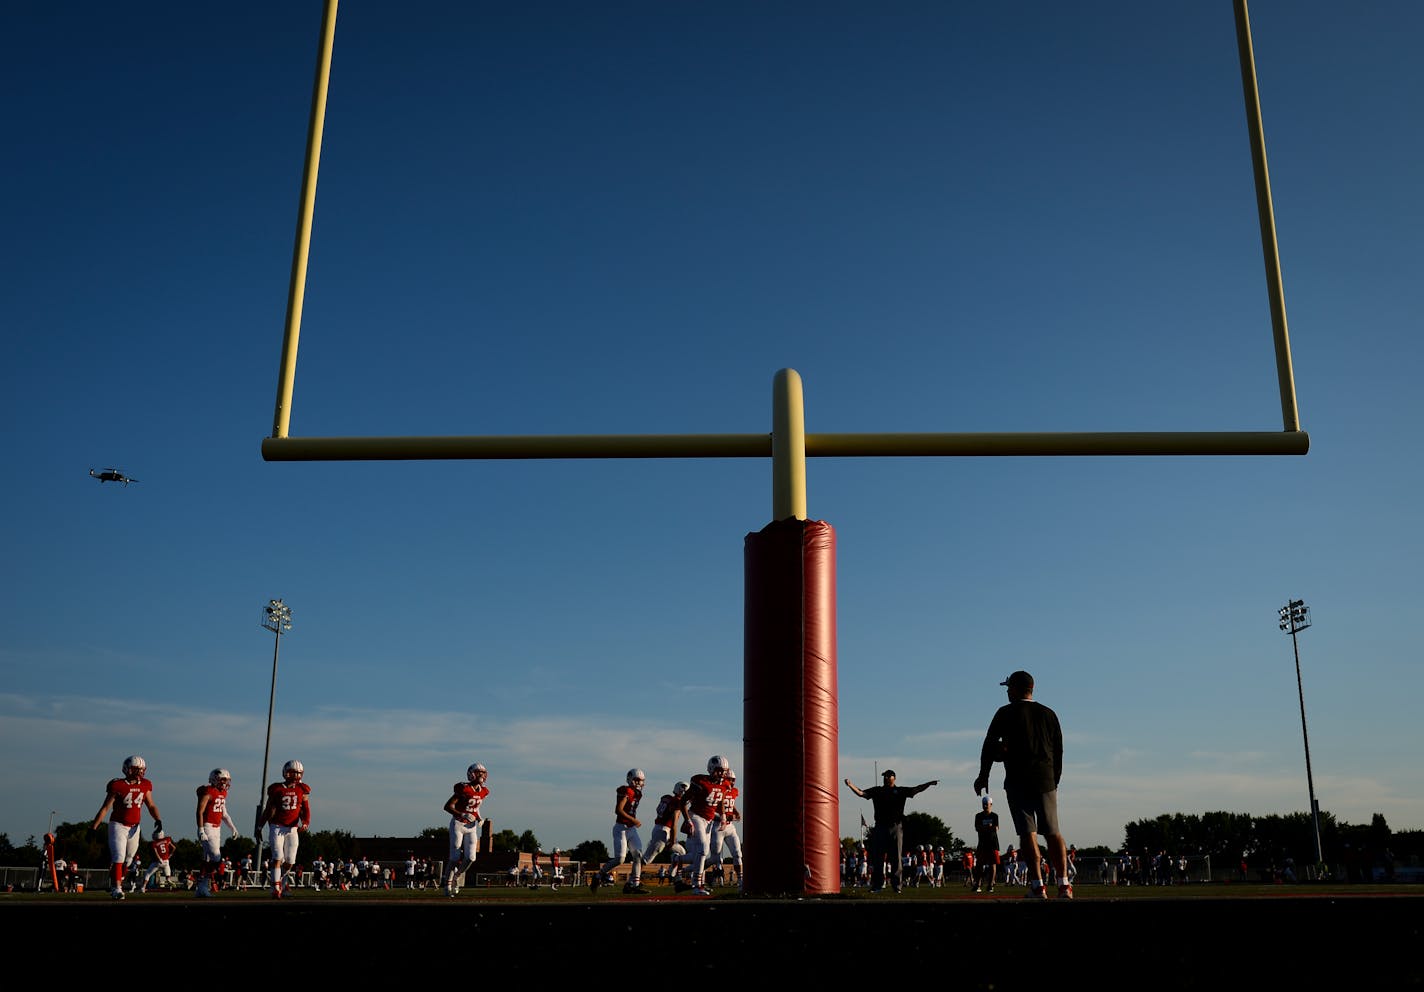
top-left (442, 762), bottom-right (489, 897)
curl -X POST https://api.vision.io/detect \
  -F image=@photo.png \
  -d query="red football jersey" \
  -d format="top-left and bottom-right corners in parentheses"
top-left (151, 835), bottom-right (176, 862)
top-left (265, 781), bottom-right (311, 827)
top-left (684, 774), bottom-right (725, 820)
top-left (614, 784), bottom-right (642, 824)
top-left (720, 785), bottom-right (740, 822)
top-left (447, 782), bottom-right (489, 821)
top-left (104, 777), bottom-right (153, 826)
top-left (654, 794), bottom-right (681, 829)
top-left (196, 784), bottom-right (229, 826)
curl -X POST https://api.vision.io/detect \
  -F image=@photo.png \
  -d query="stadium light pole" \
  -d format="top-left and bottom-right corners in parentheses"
top-left (257, 598), bottom-right (293, 877)
top-left (1278, 598), bottom-right (1323, 869)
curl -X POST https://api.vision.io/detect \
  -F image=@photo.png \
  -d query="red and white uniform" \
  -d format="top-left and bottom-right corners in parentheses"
top-left (601, 783), bottom-right (645, 875)
top-left (144, 834), bottom-right (176, 886)
top-left (643, 792), bottom-right (685, 864)
top-left (714, 784), bottom-right (743, 868)
top-left (683, 773), bottom-right (725, 883)
top-left (446, 781), bottom-right (489, 866)
top-left (102, 777), bottom-right (153, 865)
top-left (151, 834), bottom-right (176, 862)
top-left (684, 774), bottom-right (724, 822)
top-left (196, 783), bottom-right (229, 860)
top-left (264, 780), bottom-right (311, 865)
top-left (105, 778), bottom-right (153, 827)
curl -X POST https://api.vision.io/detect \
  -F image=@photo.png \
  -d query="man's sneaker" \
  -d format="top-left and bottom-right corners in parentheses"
top-left (973, 884), bottom-right (981, 893)
top-left (986, 883), bottom-right (995, 893)
top-left (1024, 885), bottom-right (1048, 900)
top-left (110, 887), bottom-right (125, 900)
top-left (1058, 884), bottom-right (1074, 900)
top-left (623, 883), bottom-right (650, 895)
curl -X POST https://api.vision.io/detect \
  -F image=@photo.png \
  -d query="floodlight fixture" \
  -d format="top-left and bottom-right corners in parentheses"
top-left (1278, 597), bottom-right (1322, 868)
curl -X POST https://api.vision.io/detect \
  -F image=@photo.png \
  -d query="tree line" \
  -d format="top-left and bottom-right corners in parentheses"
top-left (839, 808), bottom-right (1421, 878)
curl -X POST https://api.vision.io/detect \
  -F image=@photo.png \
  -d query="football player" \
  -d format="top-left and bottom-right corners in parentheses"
top-left (256, 759), bottom-right (311, 898)
top-left (713, 768), bottom-right (744, 891)
top-left (442, 762), bottom-right (489, 896)
top-left (195, 767), bottom-right (238, 897)
top-left (675, 754), bottom-right (730, 896)
top-left (143, 827), bottom-right (177, 891)
top-left (91, 755), bottom-right (164, 900)
top-left (641, 780), bottom-right (688, 878)
top-left (594, 768), bottom-right (649, 894)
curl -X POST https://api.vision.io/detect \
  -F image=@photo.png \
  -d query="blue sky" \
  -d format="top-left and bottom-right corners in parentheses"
top-left (4, 2), bottom-right (1421, 855)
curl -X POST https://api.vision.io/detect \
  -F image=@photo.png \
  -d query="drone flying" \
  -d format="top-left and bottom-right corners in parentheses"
top-left (90, 468), bottom-right (137, 486)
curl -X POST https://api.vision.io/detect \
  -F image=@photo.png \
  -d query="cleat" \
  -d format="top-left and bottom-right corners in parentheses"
top-left (973, 885), bottom-right (981, 893)
top-left (1058, 884), bottom-right (1074, 900)
top-left (987, 884), bottom-right (995, 893)
top-left (1025, 886), bottom-right (1047, 900)
top-left (110, 887), bottom-right (125, 901)
top-left (691, 887), bottom-right (712, 896)
top-left (623, 883), bottom-right (650, 895)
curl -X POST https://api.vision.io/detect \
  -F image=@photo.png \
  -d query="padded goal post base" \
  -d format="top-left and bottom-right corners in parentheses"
top-left (743, 517), bottom-right (839, 896)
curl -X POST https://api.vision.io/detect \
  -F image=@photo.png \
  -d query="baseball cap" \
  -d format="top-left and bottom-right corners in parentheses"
top-left (1000, 671), bottom-right (1034, 691)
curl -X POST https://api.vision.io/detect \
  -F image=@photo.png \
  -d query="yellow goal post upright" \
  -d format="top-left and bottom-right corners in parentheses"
top-left (261, 0), bottom-right (1307, 896)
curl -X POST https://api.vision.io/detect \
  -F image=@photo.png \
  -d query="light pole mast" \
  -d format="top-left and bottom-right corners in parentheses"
top-left (257, 598), bottom-right (293, 876)
top-left (1278, 598), bottom-right (1322, 869)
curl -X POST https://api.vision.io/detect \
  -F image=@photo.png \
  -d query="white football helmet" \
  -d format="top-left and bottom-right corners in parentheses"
top-left (122, 755), bottom-right (146, 778)
top-left (673, 781), bottom-right (689, 797)
top-left (626, 768), bottom-right (646, 788)
top-left (725, 769), bottom-right (736, 783)
top-left (209, 768), bottom-right (231, 788)
top-left (707, 754), bottom-right (730, 780)
top-left (467, 762), bottom-right (487, 784)
top-left (282, 759), bottom-right (304, 781)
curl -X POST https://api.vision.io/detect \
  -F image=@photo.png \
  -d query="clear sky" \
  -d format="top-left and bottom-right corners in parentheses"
top-left (4, 2), bottom-right (1421, 856)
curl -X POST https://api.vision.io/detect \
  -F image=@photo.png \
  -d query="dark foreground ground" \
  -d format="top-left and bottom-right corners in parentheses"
top-left (8, 887), bottom-right (1421, 987)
